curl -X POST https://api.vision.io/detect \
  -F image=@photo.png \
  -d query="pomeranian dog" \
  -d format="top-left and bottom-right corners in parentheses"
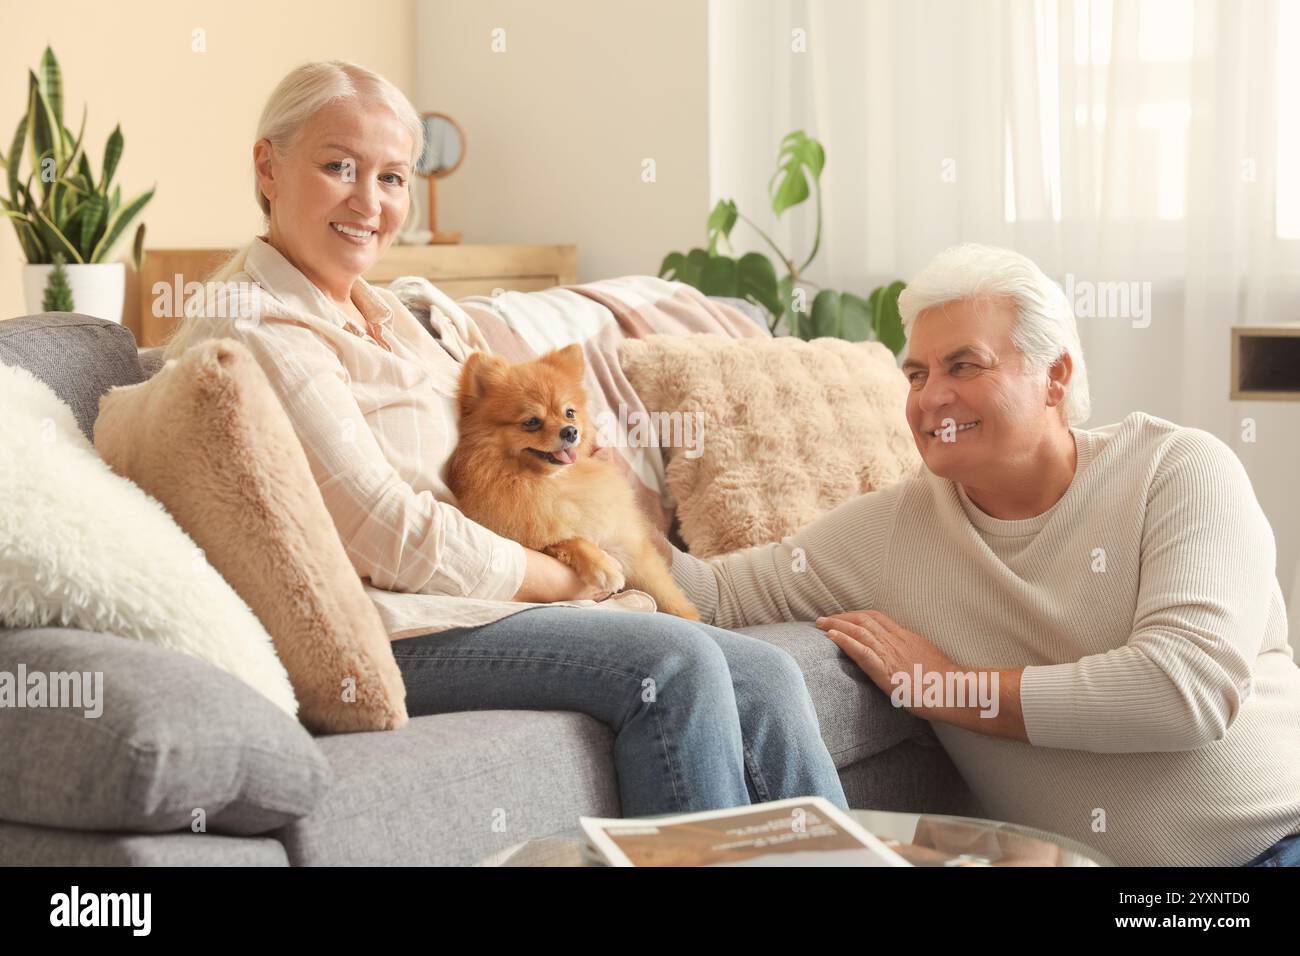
top-left (447, 344), bottom-right (700, 620)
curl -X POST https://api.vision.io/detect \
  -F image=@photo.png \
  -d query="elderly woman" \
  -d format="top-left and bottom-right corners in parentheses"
top-left (162, 60), bottom-right (848, 818)
top-left (666, 244), bottom-right (1300, 867)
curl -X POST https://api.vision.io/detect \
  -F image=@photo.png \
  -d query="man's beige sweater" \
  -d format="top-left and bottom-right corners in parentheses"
top-left (670, 412), bottom-right (1300, 866)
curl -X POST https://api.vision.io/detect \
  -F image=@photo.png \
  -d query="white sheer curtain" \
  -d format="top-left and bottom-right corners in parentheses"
top-left (710, 0), bottom-right (1300, 643)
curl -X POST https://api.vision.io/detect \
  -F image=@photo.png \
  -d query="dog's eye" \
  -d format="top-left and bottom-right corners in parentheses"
top-left (522, 417), bottom-right (542, 431)
top-left (565, 409), bottom-right (575, 419)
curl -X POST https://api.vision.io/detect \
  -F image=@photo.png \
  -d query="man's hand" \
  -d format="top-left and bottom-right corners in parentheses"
top-left (815, 608), bottom-right (1028, 742)
top-left (817, 609), bottom-right (955, 710)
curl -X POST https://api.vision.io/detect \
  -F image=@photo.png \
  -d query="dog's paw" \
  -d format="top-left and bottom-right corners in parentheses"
top-left (588, 556), bottom-right (625, 594)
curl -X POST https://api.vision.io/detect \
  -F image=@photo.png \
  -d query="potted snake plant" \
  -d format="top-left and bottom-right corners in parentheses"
top-left (0, 46), bottom-right (154, 322)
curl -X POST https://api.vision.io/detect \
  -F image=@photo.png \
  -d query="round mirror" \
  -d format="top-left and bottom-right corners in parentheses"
top-left (416, 113), bottom-right (465, 178)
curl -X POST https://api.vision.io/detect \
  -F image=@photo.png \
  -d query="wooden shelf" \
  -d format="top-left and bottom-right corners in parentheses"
top-left (129, 243), bottom-right (577, 347)
top-left (1231, 324), bottom-right (1300, 401)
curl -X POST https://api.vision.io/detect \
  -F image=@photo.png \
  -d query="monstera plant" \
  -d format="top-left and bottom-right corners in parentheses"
top-left (0, 46), bottom-right (155, 322)
top-left (659, 130), bottom-right (906, 354)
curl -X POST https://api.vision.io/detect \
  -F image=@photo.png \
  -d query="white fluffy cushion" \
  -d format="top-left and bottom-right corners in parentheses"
top-left (0, 361), bottom-right (297, 716)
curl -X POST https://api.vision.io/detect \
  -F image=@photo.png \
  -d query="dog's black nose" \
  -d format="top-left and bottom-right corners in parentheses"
top-left (560, 425), bottom-right (578, 443)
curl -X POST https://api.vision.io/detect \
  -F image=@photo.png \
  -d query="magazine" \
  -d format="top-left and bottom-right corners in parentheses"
top-left (578, 796), bottom-right (911, 867)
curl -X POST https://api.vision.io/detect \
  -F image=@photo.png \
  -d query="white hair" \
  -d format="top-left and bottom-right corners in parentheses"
top-left (897, 243), bottom-right (1090, 426)
top-left (162, 60), bottom-right (423, 361)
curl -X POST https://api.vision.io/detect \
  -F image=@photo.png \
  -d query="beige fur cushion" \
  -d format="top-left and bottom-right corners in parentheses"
top-left (94, 339), bottom-right (408, 734)
top-left (618, 334), bottom-right (921, 558)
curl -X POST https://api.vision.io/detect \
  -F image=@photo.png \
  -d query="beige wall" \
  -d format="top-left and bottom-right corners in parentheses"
top-left (0, 0), bottom-right (417, 322)
top-left (412, 0), bottom-right (710, 285)
top-left (0, 0), bottom-right (710, 323)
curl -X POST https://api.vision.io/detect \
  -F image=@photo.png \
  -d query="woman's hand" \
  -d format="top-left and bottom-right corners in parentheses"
top-left (513, 547), bottom-right (623, 603)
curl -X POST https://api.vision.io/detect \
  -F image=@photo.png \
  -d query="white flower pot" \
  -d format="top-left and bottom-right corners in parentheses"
top-left (23, 261), bottom-right (126, 323)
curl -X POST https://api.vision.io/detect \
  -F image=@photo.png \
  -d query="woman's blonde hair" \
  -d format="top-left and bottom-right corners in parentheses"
top-left (162, 60), bottom-right (424, 360)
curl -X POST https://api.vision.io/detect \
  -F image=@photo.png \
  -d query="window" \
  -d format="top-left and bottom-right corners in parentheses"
top-left (1277, 0), bottom-right (1300, 238)
top-left (1005, 0), bottom-right (1299, 236)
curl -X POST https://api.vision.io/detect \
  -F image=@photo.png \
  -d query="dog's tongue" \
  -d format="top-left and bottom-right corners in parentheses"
top-left (555, 447), bottom-right (577, 464)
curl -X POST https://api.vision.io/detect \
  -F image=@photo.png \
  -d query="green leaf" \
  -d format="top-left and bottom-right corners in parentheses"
top-left (699, 255), bottom-right (738, 297)
top-left (61, 198), bottom-right (83, 232)
top-left (840, 291), bottom-right (874, 342)
top-left (793, 282), bottom-right (906, 350)
top-left (28, 71), bottom-right (63, 184)
top-left (100, 125), bottom-right (123, 192)
top-left (769, 160), bottom-right (810, 217)
top-left (78, 192), bottom-right (105, 255)
top-left (58, 171), bottom-right (93, 198)
top-left (808, 289), bottom-right (841, 340)
top-left (77, 151), bottom-right (93, 187)
top-left (768, 130), bottom-right (825, 217)
top-left (61, 105), bottom-right (88, 182)
top-left (658, 250), bottom-right (692, 284)
top-left (27, 73), bottom-right (49, 165)
top-left (7, 102), bottom-right (29, 200)
top-left (869, 280), bottom-right (907, 355)
top-left (91, 184), bottom-right (154, 262)
top-left (16, 177), bottom-right (36, 212)
top-left (660, 248), bottom-right (713, 290)
top-left (735, 252), bottom-right (782, 320)
top-left (48, 108), bottom-right (88, 235)
top-left (11, 215), bottom-right (46, 262)
top-left (131, 220), bottom-right (147, 272)
top-left (682, 248), bottom-right (712, 288)
top-left (38, 47), bottom-right (63, 132)
top-left (31, 205), bottom-right (83, 263)
top-left (658, 250), bottom-right (686, 280)
top-left (779, 130), bottom-right (825, 178)
top-left (49, 177), bottom-right (67, 226)
top-left (705, 199), bottom-right (737, 255)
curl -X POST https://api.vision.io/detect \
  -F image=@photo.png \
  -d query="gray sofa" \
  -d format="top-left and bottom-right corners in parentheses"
top-left (0, 311), bottom-right (976, 866)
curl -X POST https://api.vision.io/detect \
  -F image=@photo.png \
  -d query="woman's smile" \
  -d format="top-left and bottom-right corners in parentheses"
top-left (330, 221), bottom-right (378, 244)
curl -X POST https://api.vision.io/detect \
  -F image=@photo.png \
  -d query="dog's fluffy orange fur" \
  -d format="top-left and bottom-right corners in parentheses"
top-left (447, 344), bottom-right (700, 620)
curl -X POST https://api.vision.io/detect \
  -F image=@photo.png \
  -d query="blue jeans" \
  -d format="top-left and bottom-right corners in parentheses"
top-left (1243, 831), bottom-right (1300, 867)
top-left (389, 605), bottom-right (848, 818)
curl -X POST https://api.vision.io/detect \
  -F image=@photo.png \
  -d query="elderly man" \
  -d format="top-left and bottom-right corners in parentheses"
top-left (663, 243), bottom-right (1300, 867)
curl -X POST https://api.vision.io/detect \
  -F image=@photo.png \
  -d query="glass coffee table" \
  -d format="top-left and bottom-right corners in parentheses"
top-left (478, 808), bottom-right (1114, 867)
